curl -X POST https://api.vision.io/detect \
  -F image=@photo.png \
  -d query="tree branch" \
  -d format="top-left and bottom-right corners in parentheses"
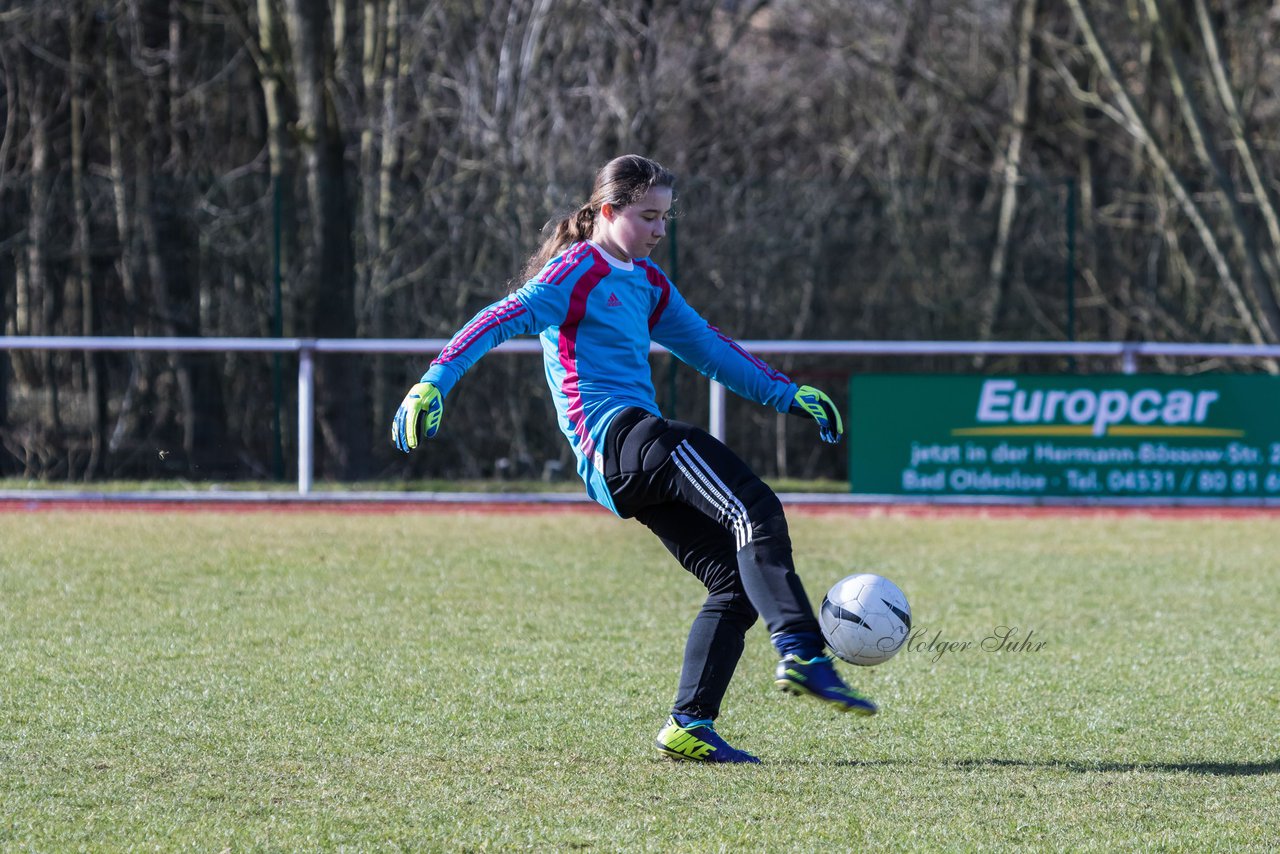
top-left (1064, 0), bottom-right (1270, 344)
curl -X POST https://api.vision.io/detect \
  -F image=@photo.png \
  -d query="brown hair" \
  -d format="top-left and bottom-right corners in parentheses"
top-left (522, 155), bottom-right (676, 281)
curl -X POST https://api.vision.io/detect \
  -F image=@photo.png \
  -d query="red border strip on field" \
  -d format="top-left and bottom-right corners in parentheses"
top-left (2, 495), bottom-right (1277, 518)
top-left (786, 503), bottom-right (1280, 519)
top-left (0, 500), bottom-right (604, 515)
top-left (0, 497), bottom-right (604, 515)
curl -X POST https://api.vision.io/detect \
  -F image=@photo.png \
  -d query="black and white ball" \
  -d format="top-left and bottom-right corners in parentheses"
top-left (819, 573), bottom-right (912, 666)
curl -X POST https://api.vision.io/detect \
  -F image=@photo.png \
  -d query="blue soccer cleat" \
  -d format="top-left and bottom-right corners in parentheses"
top-left (654, 716), bottom-right (761, 764)
top-left (775, 654), bottom-right (878, 716)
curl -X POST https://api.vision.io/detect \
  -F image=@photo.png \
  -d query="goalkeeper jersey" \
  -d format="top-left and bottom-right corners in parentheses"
top-left (421, 241), bottom-right (799, 515)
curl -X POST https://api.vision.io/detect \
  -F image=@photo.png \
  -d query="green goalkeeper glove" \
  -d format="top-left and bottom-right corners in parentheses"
top-left (392, 381), bottom-right (444, 452)
top-left (791, 384), bottom-right (844, 444)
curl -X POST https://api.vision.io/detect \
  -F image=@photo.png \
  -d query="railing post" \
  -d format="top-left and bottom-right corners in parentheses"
top-left (709, 380), bottom-right (726, 441)
top-left (1121, 344), bottom-right (1138, 375)
top-left (297, 342), bottom-right (315, 495)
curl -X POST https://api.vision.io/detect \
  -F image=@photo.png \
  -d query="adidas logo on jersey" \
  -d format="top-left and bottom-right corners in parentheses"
top-left (605, 292), bottom-right (622, 307)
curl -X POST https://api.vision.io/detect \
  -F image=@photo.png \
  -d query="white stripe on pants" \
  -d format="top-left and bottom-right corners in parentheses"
top-left (671, 440), bottom-right (753, 551)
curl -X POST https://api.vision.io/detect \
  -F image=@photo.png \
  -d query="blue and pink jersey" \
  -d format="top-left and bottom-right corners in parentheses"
top-left (421, 241), bottom-right (798, 514)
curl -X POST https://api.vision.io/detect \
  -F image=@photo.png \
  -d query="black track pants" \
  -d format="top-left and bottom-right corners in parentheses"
top-left (602, 407), bottom-right (820, 720)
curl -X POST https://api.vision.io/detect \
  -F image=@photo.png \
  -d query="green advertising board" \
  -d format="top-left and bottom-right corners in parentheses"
top-left (848, 374), bottom-right (1280, 499)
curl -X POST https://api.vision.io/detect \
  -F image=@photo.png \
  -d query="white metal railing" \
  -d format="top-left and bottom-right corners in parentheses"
top-left (5, 336), bottom-right (1280, 495)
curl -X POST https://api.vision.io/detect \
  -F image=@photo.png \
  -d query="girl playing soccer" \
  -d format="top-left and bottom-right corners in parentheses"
top-left (393, 155), bottom-right (875, 763)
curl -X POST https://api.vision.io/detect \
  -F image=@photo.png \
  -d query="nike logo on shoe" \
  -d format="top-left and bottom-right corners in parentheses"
top-left (659, 730), bottom-right (715, 759)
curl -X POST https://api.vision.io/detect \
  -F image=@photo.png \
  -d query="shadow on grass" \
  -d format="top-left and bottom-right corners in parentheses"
top-left (824, 757), bottom-right (1280, 776)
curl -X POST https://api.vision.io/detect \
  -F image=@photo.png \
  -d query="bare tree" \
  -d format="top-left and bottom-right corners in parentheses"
top-left (250, 0), bottom-right (300, 332)
top-left (1191, 0), bottom-right (1280, 307)
top-left (28, 52), bottom-right (57, 431)
top-left (1063, 0), bottom-right (1268, 345)
top-left (1141, 0), bottom-right (1280, 344)
top-left (69, 7), bottom-right (106, 477)
top-left (7, 0), bottom-right (1280, 482)
top-left (975, 0), bottom-right (1040, 353)
top-left (284, 0), bottom-right (367, 478)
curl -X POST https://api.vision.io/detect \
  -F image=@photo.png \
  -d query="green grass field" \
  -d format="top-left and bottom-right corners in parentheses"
top-left (2, 509), bottom-right (1278, 850)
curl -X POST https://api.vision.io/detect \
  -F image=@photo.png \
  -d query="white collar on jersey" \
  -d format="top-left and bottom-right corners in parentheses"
top-left (587, 240), bottom-right (635, 271)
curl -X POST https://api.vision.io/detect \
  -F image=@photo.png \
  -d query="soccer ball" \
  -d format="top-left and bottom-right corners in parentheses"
top-left (819, 573), bottom-right (912, 666)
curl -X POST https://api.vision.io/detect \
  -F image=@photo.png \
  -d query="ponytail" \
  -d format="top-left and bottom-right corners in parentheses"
top-left (522, 205), bottom-right (595, 282)
top-left (520, 155), bottom-right (676, 283)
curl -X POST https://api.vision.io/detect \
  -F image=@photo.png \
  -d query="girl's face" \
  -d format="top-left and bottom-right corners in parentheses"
top-left (594, 185), bottom-right (672, 262)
